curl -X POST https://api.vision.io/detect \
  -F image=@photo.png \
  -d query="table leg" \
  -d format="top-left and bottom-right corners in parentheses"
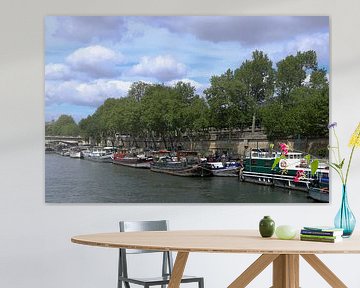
top-left (272, 254), bottom-right (299, 288)
top-left (228, 254), bottom-right (280, 288)
top-left (301, 254), bottom-right (347, 288)
top-left (168, 252), bottom-right (189, 288)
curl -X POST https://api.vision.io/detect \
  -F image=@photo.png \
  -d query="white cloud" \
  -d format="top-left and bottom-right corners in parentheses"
top-left (66, 45), bottom-right (124, 78)
top-left (130, 55), bottom-right (187, 82)
top-left (45, 63), bottom-right (71, 80)
top-left (45, 79), bottom-right (132, 107)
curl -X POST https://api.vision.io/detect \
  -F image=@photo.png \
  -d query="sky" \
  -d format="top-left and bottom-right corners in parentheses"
top-left (45, 16), bottom-right (329, 122)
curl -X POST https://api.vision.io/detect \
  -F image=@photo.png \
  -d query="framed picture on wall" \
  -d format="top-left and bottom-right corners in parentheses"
top-left (45, 16), bottom-right (330, 203)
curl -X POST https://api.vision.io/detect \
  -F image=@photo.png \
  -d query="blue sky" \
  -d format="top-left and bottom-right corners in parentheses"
top-left (45, 16), bottom-right (329, 122)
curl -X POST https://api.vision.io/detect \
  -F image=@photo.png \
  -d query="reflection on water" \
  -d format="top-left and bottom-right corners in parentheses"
top-left (45, 154), bottom-right (315, 203)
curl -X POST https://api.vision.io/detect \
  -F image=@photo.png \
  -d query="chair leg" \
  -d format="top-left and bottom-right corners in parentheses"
top-left (199, 278), bottom-right (204, 288)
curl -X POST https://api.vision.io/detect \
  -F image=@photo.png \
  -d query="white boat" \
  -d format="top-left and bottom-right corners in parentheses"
top-left (69, 147), bottom-right (83, 158)
top-left (83, 147), bottom-right (115, 163)
top-left (202, 161), bottom-right (241, 177)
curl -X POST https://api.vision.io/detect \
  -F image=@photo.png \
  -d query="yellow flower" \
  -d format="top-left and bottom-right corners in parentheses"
top-left (349, 122), bottom-right (360, 148)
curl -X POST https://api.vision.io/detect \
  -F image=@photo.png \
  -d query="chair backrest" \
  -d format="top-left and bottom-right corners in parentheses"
top-left (119, 220), bottom-right (168, 254)
top-left (120, 220), bottom-right (168, 232)
top-left (118, 220), bottom-right (174, 283)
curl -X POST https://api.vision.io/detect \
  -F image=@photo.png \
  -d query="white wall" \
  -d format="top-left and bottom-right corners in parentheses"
top-left (1, 0), bottom-right (360, 287)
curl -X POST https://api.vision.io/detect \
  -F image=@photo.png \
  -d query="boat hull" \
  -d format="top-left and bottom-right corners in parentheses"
top-left (240, 171), bottom-right (310, 191)
top-left (83, 155), bottom-right (113, 163)
top-left (113, 159), bottom-right (151, 169)
top-left (150, 163), bottom-right (212, 177)
top-left (69, 152), bottom-right (82, 158)
top-left (210, 167), bottom-right (240, 177)
top-left (309, 187), bottom-right (329, 203)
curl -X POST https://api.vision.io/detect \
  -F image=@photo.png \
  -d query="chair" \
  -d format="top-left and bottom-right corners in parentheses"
top-left (118, 220), bottom-right (204, 288)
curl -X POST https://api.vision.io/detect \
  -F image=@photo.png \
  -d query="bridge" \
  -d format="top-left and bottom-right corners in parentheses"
top-left (45, 135), bottom-right (86, 146)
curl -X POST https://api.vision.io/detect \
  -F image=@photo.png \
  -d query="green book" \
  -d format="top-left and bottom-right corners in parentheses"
top-left (300, 234), bottom-right (340, 240)
top-left (300, 235), bottom-right (342, 243)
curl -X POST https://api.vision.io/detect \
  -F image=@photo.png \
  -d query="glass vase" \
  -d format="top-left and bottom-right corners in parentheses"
top-left (334, 185), bottom-right (356, 237)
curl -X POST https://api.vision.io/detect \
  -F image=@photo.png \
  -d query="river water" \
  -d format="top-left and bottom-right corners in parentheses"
top-left (45, 153), bottom-right (315, 203)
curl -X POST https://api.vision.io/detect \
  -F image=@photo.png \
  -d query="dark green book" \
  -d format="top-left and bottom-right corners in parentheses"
top-left (300, 235), bottom-right (342, 243)
top-left (300, 234), bottom-right (339, 240)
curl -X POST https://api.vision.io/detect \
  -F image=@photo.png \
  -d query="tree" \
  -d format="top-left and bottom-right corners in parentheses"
top-left (79, 115), bottom-right (101, 144)
top-left (276, 50), bottom-right (318, 100)
top-left (205, 69), bottom-right (246, 131)
top-left (309, 68), bottom-right (328, 90)
top-left (234, 50), bottom-right (275, 131)
top-left (46, 115), bottom-right (79, 136)
top-left (183, 96), bottom-right (210, 150)
top-left (260, 86), bottom-right (329, 139)
top-left (128, 81), bottom-right (151, 102)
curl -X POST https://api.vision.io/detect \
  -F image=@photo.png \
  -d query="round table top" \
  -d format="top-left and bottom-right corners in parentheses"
top-left (71, 230), bottom-right (360, 254)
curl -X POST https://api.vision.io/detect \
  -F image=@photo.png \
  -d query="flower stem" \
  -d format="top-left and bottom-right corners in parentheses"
top-left (333, 128), bottom-right (345, 184)
top-left (345, 145), bottom-right (356, 185)
top-left (328, 162), bottom-right (344, 183)
top-left (333, 129), bottom-right (342, 164)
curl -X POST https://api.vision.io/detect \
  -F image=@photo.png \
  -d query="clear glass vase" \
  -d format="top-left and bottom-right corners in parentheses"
top-left (334, 185), bottom-right (356, 237)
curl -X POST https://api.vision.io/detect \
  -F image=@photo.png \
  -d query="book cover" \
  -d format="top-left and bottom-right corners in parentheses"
top-left (303, 226), bottom-right (344, 232)
top-left (301, 229), bottom-right (343, 237)
top-left (300, 236), bottom-right (342, 243)
top-left (300, 234), bottom-right (341, 240)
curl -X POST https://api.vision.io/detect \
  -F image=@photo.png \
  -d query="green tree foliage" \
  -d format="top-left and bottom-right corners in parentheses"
top-left (260, 87), bottom-right (329, 139)
top-left (73, 49), bottom-right (328, 147)
top-left (128, 81), bottom-right (151, 102)
top-left (205, 69), bottom-right (247, 130)
top-left (260, 53), bottom-right (329, 139)
top-left (79, 115), bottom-right (101, 143)
top-left (276, 50), bottom-right (317, 100)
top-left (45, 115), bottom-right (79, 136)
top-left (234, 50), bottom-right (275, 129)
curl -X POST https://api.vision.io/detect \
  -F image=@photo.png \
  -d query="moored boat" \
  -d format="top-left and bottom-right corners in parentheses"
top-left (240, 149), bottom-right (329, 192)
top-left (201, 161), bottom-right (241, 177)
top-left (113, 152), bottom-right (152, 168)
top-left (60, 148), bottom-right (70, 156)
top-left (308, 169), bottom-right (329, 202)
top-left (82, 147), bottom-right (115, 163)
top-left (308, 187), bottom-right (329, 202)
top-left (69, 147), bottom-right (83, 158)
top-left (150, 151), bottom-right (212, 177)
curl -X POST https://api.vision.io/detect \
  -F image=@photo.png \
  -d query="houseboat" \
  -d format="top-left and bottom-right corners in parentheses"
top-left (82, 147), bottom-right (115, 163)
top-left (201, 161), bottom-right (241, 177)
top-left (240, 149), bottom-right (329, 192)
top-left (113, 152), bottom-right (153, 168)
top-left (150, 151), bottom-right (212, 177)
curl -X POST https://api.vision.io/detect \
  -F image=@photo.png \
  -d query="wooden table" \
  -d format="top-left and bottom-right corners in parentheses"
top-left (71, 230), bottom-right (360, 288)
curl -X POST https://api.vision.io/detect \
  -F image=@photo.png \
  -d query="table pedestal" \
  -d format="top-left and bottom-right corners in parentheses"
top-left (168, 252), bottom-right (348, 288)
top-left (228, 254), bottom-right (347, 288)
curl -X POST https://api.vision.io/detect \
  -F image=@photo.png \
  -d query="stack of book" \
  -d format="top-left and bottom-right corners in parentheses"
top-left (300, 226), bottom-right (344, 243)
